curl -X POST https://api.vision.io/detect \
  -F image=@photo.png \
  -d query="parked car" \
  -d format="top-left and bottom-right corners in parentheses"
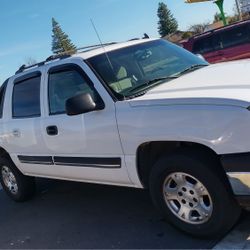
top-left (1, 38), bottom-right (249, 238)
top-left (181, 20), bottom-right (250, 63)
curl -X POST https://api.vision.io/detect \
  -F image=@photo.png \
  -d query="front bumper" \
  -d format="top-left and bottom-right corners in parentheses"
top-left (221, 153), bottom-right (250, 197)
top-left (227, 172), bottom-right (250, 195)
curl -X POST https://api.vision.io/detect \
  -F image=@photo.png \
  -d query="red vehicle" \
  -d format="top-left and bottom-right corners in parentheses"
top-left (181, 20), bottom-right (250, 63)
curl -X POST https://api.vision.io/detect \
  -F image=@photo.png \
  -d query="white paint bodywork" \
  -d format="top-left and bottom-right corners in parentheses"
top-left (1, 39), bottom-right (250, 189)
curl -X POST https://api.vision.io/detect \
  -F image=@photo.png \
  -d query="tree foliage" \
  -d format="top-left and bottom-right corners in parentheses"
top-left (51, 18), bottom-right (77, 55)
top-left (157, 2), bottom-right (178, 37)
top-left (188, 22), bottom-right (210, 35)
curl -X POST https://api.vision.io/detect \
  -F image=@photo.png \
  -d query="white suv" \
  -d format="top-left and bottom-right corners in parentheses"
top-left (0, 38), bottom-right (249, 237)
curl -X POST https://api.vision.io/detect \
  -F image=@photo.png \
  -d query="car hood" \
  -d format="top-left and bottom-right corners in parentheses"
top-left (130, 60), bottom-right (250, 108)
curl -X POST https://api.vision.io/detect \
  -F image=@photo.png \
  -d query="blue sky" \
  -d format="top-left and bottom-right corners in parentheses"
top-left (0, 0), bottom-right (235, 82)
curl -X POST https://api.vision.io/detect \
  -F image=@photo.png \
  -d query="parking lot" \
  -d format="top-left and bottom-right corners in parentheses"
top-left (0, 179), bottom-right (249, 249)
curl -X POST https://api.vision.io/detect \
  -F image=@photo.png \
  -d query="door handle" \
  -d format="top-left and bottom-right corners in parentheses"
top-left (46, 126), bottom-right (58, 136)
top-left (12, 129), bottom-right (21, 137)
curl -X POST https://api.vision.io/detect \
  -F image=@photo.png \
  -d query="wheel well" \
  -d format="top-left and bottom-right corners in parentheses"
top-left (136, 141), bottom-right (229, 188)
top-left (0, 147), bottom-right (10, 160)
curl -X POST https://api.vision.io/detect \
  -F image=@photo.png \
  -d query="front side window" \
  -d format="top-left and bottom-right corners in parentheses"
top-left (12, 76), bottom-right (41, 118)
top-left (48, 68), bottom-right (95, 115)
top-left (87, 39), bottom-right (207, 98)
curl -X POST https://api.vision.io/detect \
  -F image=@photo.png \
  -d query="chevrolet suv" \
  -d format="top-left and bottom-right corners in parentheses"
top-left (0, 38), bottom-right (248, 237)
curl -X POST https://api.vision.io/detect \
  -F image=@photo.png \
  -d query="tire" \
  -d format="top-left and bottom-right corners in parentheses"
top-left (149, 151), bottom-right (241, 238)
top-left (0, 157), bottom-right (36, 202)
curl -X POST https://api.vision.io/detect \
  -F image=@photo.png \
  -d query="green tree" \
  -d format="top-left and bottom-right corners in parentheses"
top-left (51, 18), bottom-right (77, 55)
top-left (157, 2), bottom-right (178, 37)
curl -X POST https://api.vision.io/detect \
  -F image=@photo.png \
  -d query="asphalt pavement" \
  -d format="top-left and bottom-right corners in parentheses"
top-left (0, 179), bottom-right (242, 249)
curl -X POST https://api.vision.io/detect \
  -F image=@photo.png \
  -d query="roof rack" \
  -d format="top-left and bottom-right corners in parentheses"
top-left (76, 42), bottom-right (117, 53)
top-left (15, 54), bottom-right (71, 75)
top-left (190, 19), bottom-right (250, 40)
top-left (15, 42), bottom-right (117, 75)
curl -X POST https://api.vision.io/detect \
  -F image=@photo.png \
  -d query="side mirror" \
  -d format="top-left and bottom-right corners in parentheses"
top-left (66, 93), bottom-right (105, 116)
top-left (196, 54), bottom-right (206, 61)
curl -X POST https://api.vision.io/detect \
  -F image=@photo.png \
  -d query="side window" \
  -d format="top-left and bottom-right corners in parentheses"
top-left (12, 76), bottom-right (41, 118)
top-left (0, 80), bottom-right (8, 118)
top-left (193, 37), bottom-right (214, 54)
top-left (212, 33), bottom-right (222, 51)
top-left (48, 67), bottom-right (95, 115)
top-left (220, 25), bottom-right (249, 49)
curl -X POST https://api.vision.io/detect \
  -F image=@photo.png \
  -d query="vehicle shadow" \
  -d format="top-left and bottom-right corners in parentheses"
top-left (0, 179), bottom-right (221, 249)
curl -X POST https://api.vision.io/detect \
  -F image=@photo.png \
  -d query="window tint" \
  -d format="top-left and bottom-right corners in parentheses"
top-left (12, 76), bottom-right (41, 118)
top-left (220, 25), bottom-right (249, 49)
top-left (48, 68), bottom-right (95, 115)
top-left (0, 80), bottom-right (8, 118)
top-left (88, 40), bottom-right (207, 97)
top-left (193, 36), bottom-right (214, 54)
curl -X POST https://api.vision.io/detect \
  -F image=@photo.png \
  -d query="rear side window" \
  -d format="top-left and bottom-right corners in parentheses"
top-left (193, 36), bottom-right (214, 54)
top-left (12, 76), bottom-right (41, 118)
top-left (220, 25), bottom-right (249, 49)
top-left (0, 80), bottom-right (8, 118)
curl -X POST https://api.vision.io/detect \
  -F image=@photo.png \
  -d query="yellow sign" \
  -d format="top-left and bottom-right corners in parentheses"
top-left (185, 0), bottom-right (213, 3)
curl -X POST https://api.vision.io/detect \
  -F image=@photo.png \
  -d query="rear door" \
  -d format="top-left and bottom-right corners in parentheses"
top-left (3, 71), bottom-right (49, 174)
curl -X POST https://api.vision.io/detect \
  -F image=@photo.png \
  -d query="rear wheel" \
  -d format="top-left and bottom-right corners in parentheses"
top-left (149, 151), bottom-right (241, 238)
top-left (0, 157), bottom-right (36, 202)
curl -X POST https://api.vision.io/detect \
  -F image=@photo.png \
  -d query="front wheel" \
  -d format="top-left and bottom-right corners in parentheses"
top-left (149, 152), bottom-right (241, 238)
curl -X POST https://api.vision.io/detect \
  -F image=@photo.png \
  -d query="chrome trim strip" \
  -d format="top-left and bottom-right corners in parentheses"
top-left (18, 155), bottom-right (54, 165)
top-left (18, 155), bottom-right (121, 169)
top-left (20, 161), bottom-right (52, 165)
top-left (227, 172), bottom-right (250, 195)
top-left (54, 162), bottom-right (121, 168)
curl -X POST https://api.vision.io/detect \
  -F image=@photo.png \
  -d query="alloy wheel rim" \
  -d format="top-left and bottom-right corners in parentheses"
top-left (1, 166), bottom-right (18, 195)
top-left (163, 172), bottom-right (213, 225)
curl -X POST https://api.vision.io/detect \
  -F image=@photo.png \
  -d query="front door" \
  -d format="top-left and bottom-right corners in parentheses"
top-left (40, 60), bottom-right (131, 185)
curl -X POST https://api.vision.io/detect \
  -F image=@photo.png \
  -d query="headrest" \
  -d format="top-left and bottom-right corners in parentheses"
top-left (116, 66), bottom-right (127, 80)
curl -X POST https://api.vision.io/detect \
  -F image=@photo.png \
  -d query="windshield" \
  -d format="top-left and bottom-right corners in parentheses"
top-left (87, 39), bottom-right (208, 98)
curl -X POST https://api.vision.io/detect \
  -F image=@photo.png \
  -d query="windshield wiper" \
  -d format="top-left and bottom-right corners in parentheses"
top-left (127, 76), bottom-right (178, 95)
top-left (176, 64), bottom-right (208, 76)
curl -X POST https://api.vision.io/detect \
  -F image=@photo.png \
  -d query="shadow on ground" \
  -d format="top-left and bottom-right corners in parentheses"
top-left (0, 179), bottom-right (220, 249)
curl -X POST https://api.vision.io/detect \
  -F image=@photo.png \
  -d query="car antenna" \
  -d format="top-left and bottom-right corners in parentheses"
top-left (90, 19), bottom-right (115, 73)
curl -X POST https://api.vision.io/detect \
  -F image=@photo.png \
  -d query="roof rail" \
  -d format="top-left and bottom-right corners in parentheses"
top-left (190, 19), bottom-right (250, 40)
top-left (15, 42), bottom-right (117, 75)
top-left (15, 54), bottom-right (71, 75)
top-left (76, 42), bottom-right (117, 53)
top-left (128, 38), bottom-right (140, 41)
